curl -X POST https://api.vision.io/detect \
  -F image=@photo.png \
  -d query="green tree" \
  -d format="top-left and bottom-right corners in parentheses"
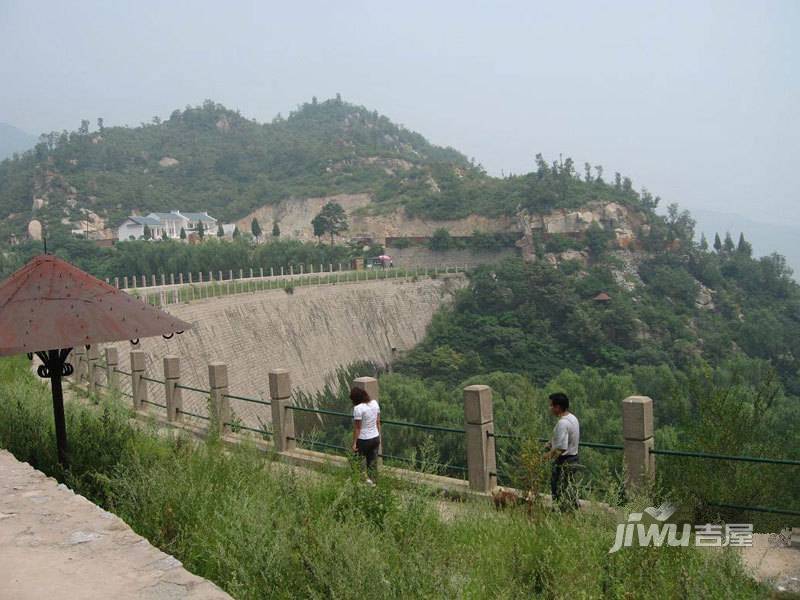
top-left (699, 233), bottom-right (708, 251)
top-left (311, 202), bottom-right (349, 246)
top-left (429, 228), bottom-right (453, 251)
top-left (142, 224), bottom-right (152, 240)
top-left (217, 223), bottom-right (225, 238)
top-left (666, 203), bottom-right (695, 242)
top-left (272, 221), bottom-right (280, 238)
top-left (197, 221), bottom-right (205, 239)
top-left (251, 218), bottom-right (262, 240)
top-left (232, 226), bottom-right (240, 239)
top-left (723, 232), bottom-right (735, 253)
top-left (161, 230), bottom-right (168, 241)
top-left (585, 222), bottom-right (611, 259)
top-left (179, 227), bottom-right (186, 240)
top-left (713, 233), bottom-right (722, 252)
top-left (737, 233), bottom-right (752, 257)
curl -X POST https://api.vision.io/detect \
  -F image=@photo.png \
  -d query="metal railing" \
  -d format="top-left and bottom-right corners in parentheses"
top-left (648, 447), bottom-right (799, 517)
top-left (491, 431), bottom-right (624, 451)
top-left (286, 404), bottom-right (469, 476)
top-left (650, 447), bottom-right (800, 466)
top-left (124, 264), bottom-right (470, 307)
top-left (71, 354), bottom-right (799, 519)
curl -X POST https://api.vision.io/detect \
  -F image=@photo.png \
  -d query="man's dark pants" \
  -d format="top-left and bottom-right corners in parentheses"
top-left (551, 454), bottom-right (579, 511)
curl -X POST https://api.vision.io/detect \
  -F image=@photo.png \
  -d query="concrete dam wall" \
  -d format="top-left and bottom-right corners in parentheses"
top-left (107, 275), bottom-right (465, 426)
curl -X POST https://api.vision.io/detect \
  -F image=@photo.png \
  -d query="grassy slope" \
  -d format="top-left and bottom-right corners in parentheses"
top-left (0, 356), bottom-right (766, 599)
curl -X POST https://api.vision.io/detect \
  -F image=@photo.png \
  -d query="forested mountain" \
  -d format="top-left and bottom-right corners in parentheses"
top-left (0, 97), bottom-right (646, 244)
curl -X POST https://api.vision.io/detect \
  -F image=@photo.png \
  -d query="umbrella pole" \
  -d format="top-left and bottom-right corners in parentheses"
top-left (50, 369), bottom-right (69, 468)
top-left (44, 349), bottom-right (70, 469)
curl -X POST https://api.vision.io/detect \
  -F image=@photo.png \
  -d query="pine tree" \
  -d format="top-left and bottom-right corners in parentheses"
top-left (197, 222), bottom-right (205, 239)
top-left (143, 224), bottom-right (152, 240)
top-left (699, 233), bottom-right (708, 251)
top-left (737, 233), bottom-right (752, 257)
top-left (713, 233), bottom-right (722, 252)
top-left (217, 223), bottom-right (224, 238)
top-left (232, 226), bottom-right (240, 239)
top-left (251, 218), bottom-right (262, 240)
top-left (723, 232), bottom-right (735, 253)
top-left (179, 227), bottom-right (186, 240)
top-left (161, 231), bottom-right (168, 241)
top-left (272, 221), bottom-right (280, 237)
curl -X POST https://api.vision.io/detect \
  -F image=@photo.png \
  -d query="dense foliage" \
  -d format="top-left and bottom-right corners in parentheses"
top-left (0, 235), bottom-right (368, 281)
top-left (374, 223), bottom-right (799, 527)
top-left (0, 357), bottom-right (769, 599)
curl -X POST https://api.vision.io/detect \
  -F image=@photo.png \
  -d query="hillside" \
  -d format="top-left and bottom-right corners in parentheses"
top-left (0, 97), bottom-right (647, 245)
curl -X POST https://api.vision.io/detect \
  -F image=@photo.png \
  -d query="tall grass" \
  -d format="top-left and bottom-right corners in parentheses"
top-left (0, 356), bottom-right (767, 599)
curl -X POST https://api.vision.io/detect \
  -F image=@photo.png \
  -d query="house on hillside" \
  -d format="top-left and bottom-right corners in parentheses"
top-left (117, 216), bottom-right (162, 241)
top-left (147, 212), bottom-right (191, 238)
top-left (116, 211), bottom-right (219, 241)
top-left (180, 212), bottom-right (217, 233)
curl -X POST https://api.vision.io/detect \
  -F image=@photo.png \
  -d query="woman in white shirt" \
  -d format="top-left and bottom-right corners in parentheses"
top-left (350, 387), bottom-right (381, 484)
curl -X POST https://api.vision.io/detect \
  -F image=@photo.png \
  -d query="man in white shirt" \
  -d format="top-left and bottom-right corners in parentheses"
top-left (543, 392), bottom-right (580, 511)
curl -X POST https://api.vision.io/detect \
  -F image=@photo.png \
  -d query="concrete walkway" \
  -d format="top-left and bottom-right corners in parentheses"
top-left (0, 450), bottom-right (231, 600)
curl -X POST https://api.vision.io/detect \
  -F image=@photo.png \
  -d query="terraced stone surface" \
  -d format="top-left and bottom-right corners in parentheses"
top-left (0, 450), bottom-right (231, 600)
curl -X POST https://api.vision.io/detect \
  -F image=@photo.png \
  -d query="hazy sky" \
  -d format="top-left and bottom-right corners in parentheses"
top-left (1, 0), bottom-right (797, 224)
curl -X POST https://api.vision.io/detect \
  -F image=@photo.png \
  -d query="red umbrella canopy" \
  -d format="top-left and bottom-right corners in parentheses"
top-left (0, 255), bottom-right (190, 356)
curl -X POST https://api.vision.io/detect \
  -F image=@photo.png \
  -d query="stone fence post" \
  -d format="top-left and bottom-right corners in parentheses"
top-left (86, 345), bottom-right (99, 394)
top-left (269, 369), bottom-right (295, 451)
top-left (130, 351), bottom-right (147, 411)
top-left (163, 356), bottom-right (182, 422)
top-left (73, 346), bottom-right (86, 382)
top-left (208, 363), bottom-right (230, 435)
top-left (104, 347), bottom-right (118, 391)
top-left (353, 377), bottom-right (381, 465)
top-left (622, 396), bottom-right (655, 492)
top-left (464, 385), bottom-right (497, 493)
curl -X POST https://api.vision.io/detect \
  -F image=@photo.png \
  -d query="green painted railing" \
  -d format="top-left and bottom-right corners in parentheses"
top-left (650, 447), bottom-right (800, 466)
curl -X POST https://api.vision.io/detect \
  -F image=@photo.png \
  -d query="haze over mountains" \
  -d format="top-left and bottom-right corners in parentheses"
top-left (0, 123), bottom-right (36, 160)
top-left (693, 209), bottom-right (800, 276)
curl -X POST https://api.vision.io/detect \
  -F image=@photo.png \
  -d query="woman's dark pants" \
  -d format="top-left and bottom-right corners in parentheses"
top-left (356, 436), bottom-right (380, 480)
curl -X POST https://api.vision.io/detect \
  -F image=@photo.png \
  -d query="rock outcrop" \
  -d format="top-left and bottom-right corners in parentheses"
top-left (517, 201), bottom-right (649, 262)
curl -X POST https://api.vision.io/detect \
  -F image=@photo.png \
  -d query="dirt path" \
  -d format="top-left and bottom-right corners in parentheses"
top-left (739, 532), bottom-right (800, 593)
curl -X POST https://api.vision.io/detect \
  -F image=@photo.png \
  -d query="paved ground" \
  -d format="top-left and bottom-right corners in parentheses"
top-left (739, 531), bottom-right (800, 594)
top-left (0, 450), bottom-right (231, 600)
